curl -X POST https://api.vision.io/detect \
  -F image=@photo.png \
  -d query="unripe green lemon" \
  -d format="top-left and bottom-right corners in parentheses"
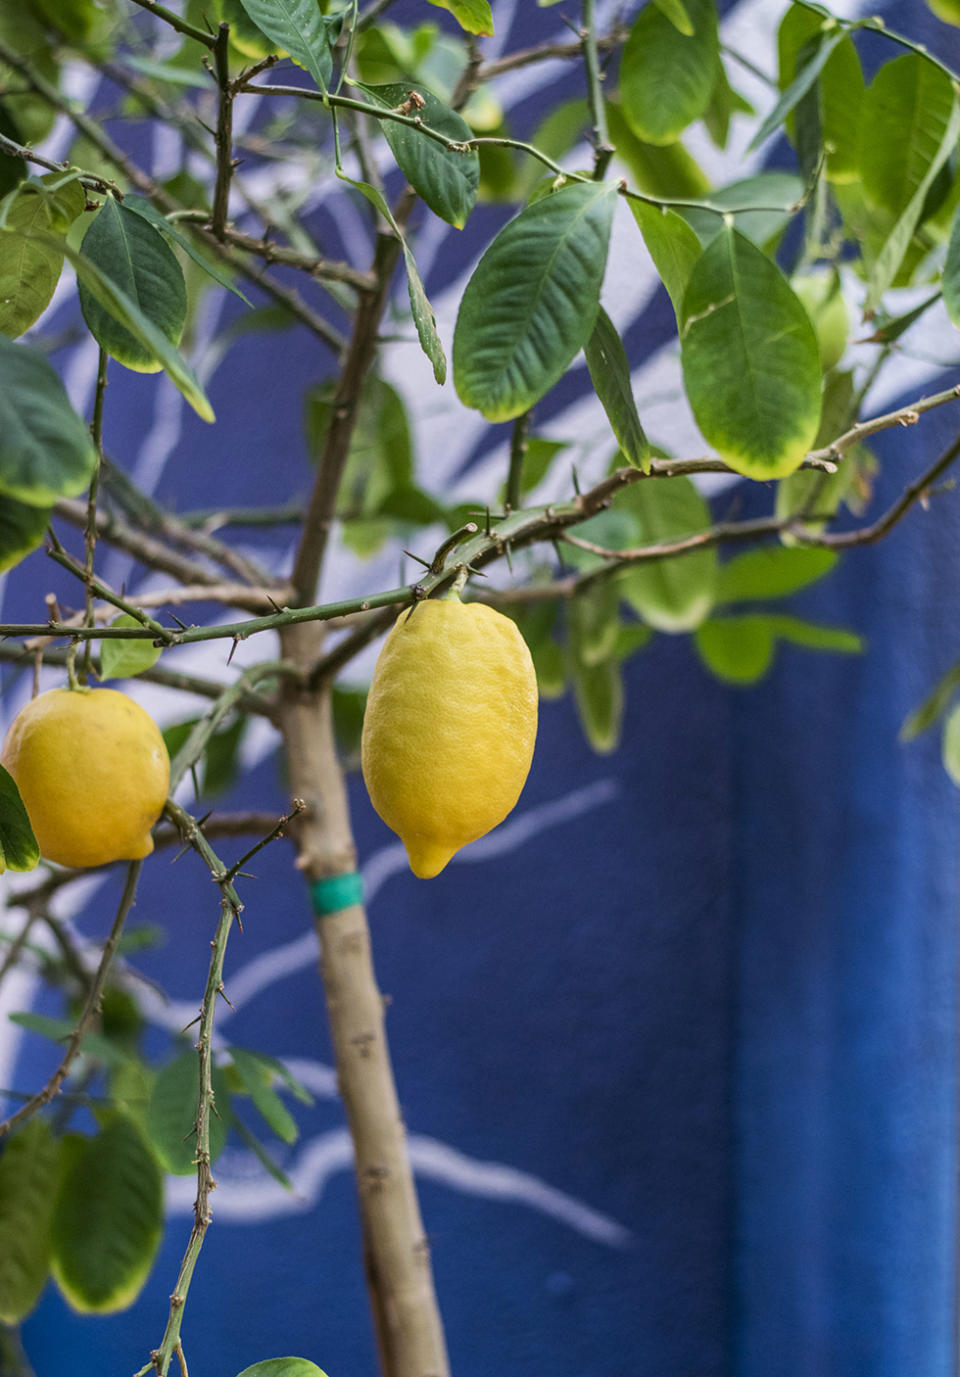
top-left (361, 596), bottom-right (539, 878)
top-left (0, 687), bottom-right (170, 868)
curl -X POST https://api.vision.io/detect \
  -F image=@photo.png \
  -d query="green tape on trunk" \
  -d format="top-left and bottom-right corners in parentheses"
top-left (310, 872), bottom-right (364, 916)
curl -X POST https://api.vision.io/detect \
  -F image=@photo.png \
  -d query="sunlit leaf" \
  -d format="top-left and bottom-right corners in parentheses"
top-left (236, 0), bottom-right (340, 90)
top-left (0, 764), bottom-right (39, 874)
top-left (424, 0), bottom-right (493, 36)
top-left (629, 199), bottom-right (702, 324)
top-left (99, 614), bottom-right (163, 681)
top-left (620, 0), bottom-right (719, 145)
top-left (715, 547), bottom-right (837, 604)
top-left (680, 226), bottom-right (821, 479)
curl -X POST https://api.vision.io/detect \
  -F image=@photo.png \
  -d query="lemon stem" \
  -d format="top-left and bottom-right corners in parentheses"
top-left (64, 640), bottom-right (82, 692)
top-left (446, 564), bottom-right (469, 600)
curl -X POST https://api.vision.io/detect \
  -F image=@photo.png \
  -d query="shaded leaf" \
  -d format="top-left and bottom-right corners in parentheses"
top-left (454, 181), bottom-right (617, 421)
top-left (0, 496), bottom-right (49, 573)
top-left (615, 475), bottom-right (716, 632)
top-left (715, 547), bottom-right (837, 604)
top-left (620, 0), bottom-right (719, 145)
top-left (362, 84), bottom-right (479, 229)
top-left (0, 1117), bottom-right (58, 1323)
top-left (695, 615), bottom-right (775, 683)
top-left (0, 334), bottom-right (96, 504)
top-left (605, 98), bottom-right (710, 199)
top-left (0, 765), bottom-right (39, 873)
top-left (145, 1050), bottom-right (230, 1175)
top-left (861, 55), bottom-right (957, 216)
top-left (50, 1117), bottom-right (163, 1314)
top-left (570, 654), bottom-right (623, 754)
top-left (8, 1012), bottom-right (131, 1065)
top-left (569, 582), bottom-right (620, 667)
top-left (122, 196), bottom-right (252, 306)
top-left (77, 196), bottom-right (187, 374)
top-left (777, 7), bottom-right (864, 182)
top-left (680, 226), bottom-right (821, 480)
top-left (230, 1047), bottom-right (299, 1144)
top-left (99, 614), bottom-right (163, 681)
top-left (748, 26), bottom-right (844, 152)
top-left (678, 172), bottom-right (804, 249)
top-left (203, 715), bottom-right (247, 796)
top-left (584, 306), bottom-right (650, 472)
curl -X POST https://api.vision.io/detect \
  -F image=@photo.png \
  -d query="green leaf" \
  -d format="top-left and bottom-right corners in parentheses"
top-left (619, 0), bottom-right (719, 146)
top-left (203, 715), bottom-right (248, 796)
top-left (236, 1361), bottom-right (329, 1377)
top-left (768, 614), bottom-right (862, 655)
top-left (235, 0), bottom-right (339, 90)
top-left (678, 172), bottom-right (804, 249)
top-left (901, 661), bottom-right (960, 740)
top-left (570, 654), bottom-right (623, 754)
top-left (715, 547), bottom-right (837, 604)
top-left (861, 55), bottom-right (958, 217)
top-left (230, 1047), bottom-right (299, 1144)
top-left (605, 98), bottom-right (710, 199)
top-left (615, 475), bottom-right (716, 632)
top-left (702, 58), bottom-right (754, 150)
top-left (497, 437), bottom-right (568, 504)
top-left (122, 196), bottom-right (252, 306)
top-left (748, 26), bottom-right (844, 152)
top-left (145, 1050), bottom-right (231, 1175)
top-left (653, 0), bottom-right (693, 35)
top-left (453, 181), bottom-right (617, 421)
top-left (8, 1012), bottom-right (131, 1065)
top-left (338, 169), bottom-right (447, 383)
top-left (777, 8), bottom-right (864, 183)
top-left (629, 199), bottom-right (702, 324)
top-left (584, 306), bottom-right (650, 472)
top-left (0, 177), bottom-right (85, 337)
top-left (424, 0), bottom-right (493, 36)
top-left (696, 613), bottom-right (862, 684)
top-left (943, 703), bottom-right (960, 786)
top-left (58, 233), bottom-right (214, 421)
top-left (77, 196), bottom-right (187, 374)
top-left (99, 614), bottom-right (163, 681)
top-left (695, 615), bottom-right (775, 683)
top-left (0, 334), bottom-right (96, 504)
top-left (232, 1119), bottom-right (295, 1191)
top-left (680, 226), bottom-right (821, 480)
top-left (0, 765), bottom-right (39, 874)
top-left (0, 495), bottom-right (49, 572)
top-left (362, 84), bottom-right (479, 229)
top-left (864, 83), bottom-right (960, 312)
top-left (569, 582), bottom-right (620, 667)
top-left (50, 1116), bottom-right (163, 1314)
top-left (0, 1118), bottom-right (58, 1324)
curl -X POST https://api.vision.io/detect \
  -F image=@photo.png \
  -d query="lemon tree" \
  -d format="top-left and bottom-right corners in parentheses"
top-left (0, 2), bottom-right (957, 1376)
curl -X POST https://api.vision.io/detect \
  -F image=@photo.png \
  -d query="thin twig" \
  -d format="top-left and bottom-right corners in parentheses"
top-left (0, 862), bottom-right (142, 1140)
top-left (126, 0), bottom-right (216, 49)
top-left (81, 349), bottom-right (109, 683)
top-left (581, 0), bottom-right (614, 180)
top-left (210, 24), bottom-right (234, 240)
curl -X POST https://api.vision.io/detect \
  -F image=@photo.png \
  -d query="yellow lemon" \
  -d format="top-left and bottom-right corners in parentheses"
top-left (361, 596), bottom-right (539, 879)
top-left (0, 687), bottom-right (170, 869)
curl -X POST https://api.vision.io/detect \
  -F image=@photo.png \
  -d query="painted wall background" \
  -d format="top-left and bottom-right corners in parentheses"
top-left (1, 2), bottom-right (959, 1375)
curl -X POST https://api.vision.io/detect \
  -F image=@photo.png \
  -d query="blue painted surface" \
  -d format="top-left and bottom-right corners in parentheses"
top-left (2, 3), bottom-right (960, 1376)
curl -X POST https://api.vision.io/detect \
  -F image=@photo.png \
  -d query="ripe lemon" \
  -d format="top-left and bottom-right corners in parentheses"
top-left (361, 596), bottom-right (539, 879)
top-left (0, 687), bottom-right (170, 868)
